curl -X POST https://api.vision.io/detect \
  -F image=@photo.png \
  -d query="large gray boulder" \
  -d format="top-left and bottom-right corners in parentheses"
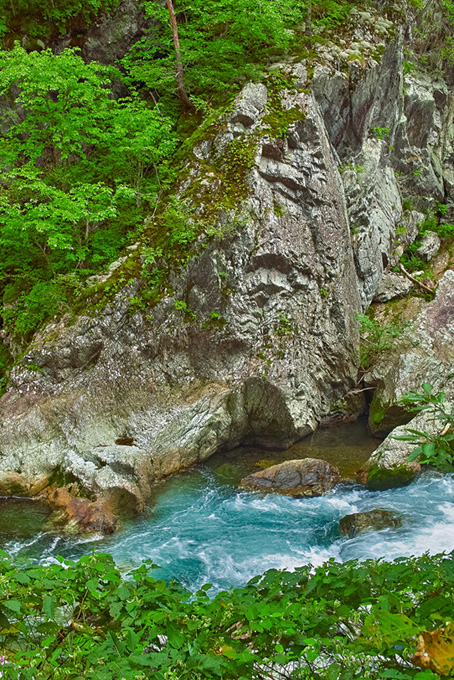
top-left (240, 458), bottom-right (341, 497)
top-left (368, 270), bottom-right (454, 436)
top-left (373, 272), bottom-right (414, 302)
top-left (231, 83), bottom-right (268, 127)
top-left (364, 406), bottom-right (450, 489)
top-left (416, 231), bottom-right (441, 262)
top-left (0, 84), bottom-right (362, 511)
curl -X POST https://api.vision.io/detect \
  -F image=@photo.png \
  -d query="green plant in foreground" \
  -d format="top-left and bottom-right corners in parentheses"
top-left (0, 548), bottom-right (452, 679)
top-left (395, 383), bottom-right (454, 471)
top-left (275, 312), bottom-right (293, 335)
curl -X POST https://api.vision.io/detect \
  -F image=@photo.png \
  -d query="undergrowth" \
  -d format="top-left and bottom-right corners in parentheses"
top-left (0, 549), bottom-right (452, 679)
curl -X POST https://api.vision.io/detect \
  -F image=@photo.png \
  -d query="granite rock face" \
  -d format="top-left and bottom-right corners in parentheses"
top-left (416, 231), bottom-right (441, 262)
top-left (53, 0), bottom-right (147, 64)
top-left (368, 270), bottom-right (454, 436)
top-left (1, 6), bottom-right (454, 524)
top-left (373, 273), bottom-right (414, 302)
top-left (240, 458), bottom-right (341, 497)
top-left (0, 85), bottom-right (362, 512)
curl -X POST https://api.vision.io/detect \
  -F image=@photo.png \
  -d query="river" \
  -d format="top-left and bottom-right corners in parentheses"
top-left (2, 419), bottom-right (454, 594)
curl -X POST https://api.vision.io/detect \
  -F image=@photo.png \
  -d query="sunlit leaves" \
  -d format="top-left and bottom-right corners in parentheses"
top-left (0, 45), bottom-right (177, 335)
top-left (0, 550), bottom-right (452, 679)
top-left (396, 384), bottom-right (454, 471)
top-left (413, 625), bottom-right (454, 676)
top-left (124, 0), bottom-right (305, 104)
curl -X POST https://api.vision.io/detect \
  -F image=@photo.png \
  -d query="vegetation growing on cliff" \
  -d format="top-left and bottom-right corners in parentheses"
top-left (0, 0), bottom-right (311, 344)
top-left (0, 548), bottom-right (453, 679)
top-left (396, 383), bottom-right (454, 471)
top-left (0, 0), bottom-right (452, 376)
top-left (0, 44), bottom-right (177, 336)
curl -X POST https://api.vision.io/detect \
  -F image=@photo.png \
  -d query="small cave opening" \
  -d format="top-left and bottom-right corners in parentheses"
top-left (115, 436), bottom-right (134, 446)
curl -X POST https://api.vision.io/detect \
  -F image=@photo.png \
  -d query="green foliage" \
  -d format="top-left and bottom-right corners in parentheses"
top-left (2, 281), bottom-right (62, 336)
top-left (339, 162), bottom-right (364, 175)
top-left (0, 45), bottom-right (177, 337)
top-left (275, 312), bottom-right (293, 336)
top-left (403, 59), bottom-right (416, 75)
top-left (371, 126), bottom-right (390, 140)
top-left (0, 341), bottom-right (12, 395)
top-left (165, 197), bottom-right (196, 247)
top-left (399, 249), bottom-right (426, 273)
top-left (443, 0), bottom-right (454, 23)
top-left (355, 312), bottom-right (409, 370)
top-left (395, 383), bottom-right (454, 472)
top-left (311, 0), bottom-right (356, 27)
top-left (0, 0), bottom-right (119, 40)
top-left (398, 209), bottom-right (454, 273)
top-left (416, 211), bottom-right (454, 240)
top-left (122, 0), bottom-right (305, 108)
top-left (0, 548), bottom-right (452, 679)
top-left (173, 299), bottom-right (196, 321)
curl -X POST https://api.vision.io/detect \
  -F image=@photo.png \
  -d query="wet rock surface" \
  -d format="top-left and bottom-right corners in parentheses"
top-left (339, 508), bottom-right (402, 537)
top-left (240, 458), bottom-right (341, 497)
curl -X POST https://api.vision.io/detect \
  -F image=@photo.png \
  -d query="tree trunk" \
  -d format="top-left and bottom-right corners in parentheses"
top-left (165, 0), bottom-right (195, 112)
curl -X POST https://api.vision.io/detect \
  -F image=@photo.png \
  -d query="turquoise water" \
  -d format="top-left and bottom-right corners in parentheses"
top-left (3, 420), bottom-right (454, 593)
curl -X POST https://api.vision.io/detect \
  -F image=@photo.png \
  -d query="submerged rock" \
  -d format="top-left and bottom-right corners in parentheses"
top-left (339, 508), bottom-right (402, 537)
top-left (240, 458), bottom-right (341, 497)
top-left (366, 461), bottom-right (420, 490)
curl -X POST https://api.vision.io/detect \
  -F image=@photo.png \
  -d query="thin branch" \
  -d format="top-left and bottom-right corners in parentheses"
top-left (348, 386), bottom-right (377, 394)
top-left (399, 263), bottom-right (436, 295)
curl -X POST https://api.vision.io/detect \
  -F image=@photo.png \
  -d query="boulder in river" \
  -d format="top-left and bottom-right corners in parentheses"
top-left (240, 458), bottom-right (341, 497)
top-left (339, 508), bottom-right (402, 537)
top-left (47, 486), bottom-right (118, 535)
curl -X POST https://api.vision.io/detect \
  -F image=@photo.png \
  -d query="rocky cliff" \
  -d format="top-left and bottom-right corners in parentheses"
top-left (1, 0), bottom-right (454, 524)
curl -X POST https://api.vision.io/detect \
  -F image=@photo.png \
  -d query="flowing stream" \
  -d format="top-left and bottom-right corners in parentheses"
top-left (2, 419), bottom-right (454, 594)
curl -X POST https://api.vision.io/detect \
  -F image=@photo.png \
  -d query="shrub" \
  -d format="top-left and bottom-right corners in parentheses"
top-left (0, 548), bottom-right (451, 678)
top-left (396, 383), bottom-right (454, 472)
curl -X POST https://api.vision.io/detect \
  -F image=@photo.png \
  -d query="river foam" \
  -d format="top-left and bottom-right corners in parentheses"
top-left (3, 420), bottom-right (454, 593)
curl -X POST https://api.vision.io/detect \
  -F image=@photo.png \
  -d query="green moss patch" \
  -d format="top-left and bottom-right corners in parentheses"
top-left (367, 463), bottom-right (418, 491)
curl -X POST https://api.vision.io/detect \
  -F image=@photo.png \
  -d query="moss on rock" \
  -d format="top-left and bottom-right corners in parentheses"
top-left (368, 392), bottom-right (414, 436)
top-left (367, 463), bottom-right (419, 491)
